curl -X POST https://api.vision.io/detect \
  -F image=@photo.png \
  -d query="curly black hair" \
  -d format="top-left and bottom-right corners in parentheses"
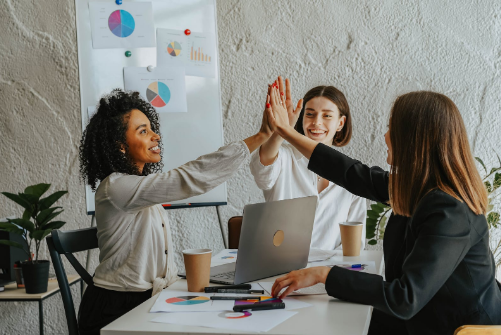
top-left (79, 89), bottom-right (163, 191)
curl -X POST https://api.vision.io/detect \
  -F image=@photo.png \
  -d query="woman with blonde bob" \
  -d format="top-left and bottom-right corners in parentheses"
top-left (265, 88), bottom-right (501, 335)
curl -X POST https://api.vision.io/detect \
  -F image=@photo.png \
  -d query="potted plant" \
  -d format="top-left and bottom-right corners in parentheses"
top-left (366, 156), bottom-right (501, 275)
top-left (0, 183), bottom-right (67, 293)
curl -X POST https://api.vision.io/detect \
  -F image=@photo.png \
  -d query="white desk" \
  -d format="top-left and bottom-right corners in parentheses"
top-left (102, 250), bottom-right (384, 335)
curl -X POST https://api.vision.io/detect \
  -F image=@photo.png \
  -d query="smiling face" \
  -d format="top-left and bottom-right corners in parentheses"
top-left (302, 97), bottom-right (346, 145)
top-left (123, 109), bottom-right (161, 173)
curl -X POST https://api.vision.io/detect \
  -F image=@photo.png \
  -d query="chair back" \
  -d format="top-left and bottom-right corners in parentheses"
top-left (46, 227), bottom-right (98, 335)
top-left (228, 216), bottom-right (243, 249)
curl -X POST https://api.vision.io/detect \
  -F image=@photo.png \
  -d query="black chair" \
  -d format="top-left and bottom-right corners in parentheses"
top-left (46, 227), bottom-right (98, 335)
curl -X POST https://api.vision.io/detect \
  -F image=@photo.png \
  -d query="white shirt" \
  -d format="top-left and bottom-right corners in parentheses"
top-left (93, 141), bottom-right (250, 293)
top-left (250, 142), bottom-right (366, 250)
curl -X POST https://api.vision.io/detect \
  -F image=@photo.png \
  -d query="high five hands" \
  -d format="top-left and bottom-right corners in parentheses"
top-left (264, 76), bottom-right (303, 137)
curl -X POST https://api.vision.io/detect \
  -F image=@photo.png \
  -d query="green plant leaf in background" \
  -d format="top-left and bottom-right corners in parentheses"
top-left (31, 229), bottom-right (53, 241)
top-left (1, 192), bottom-right (33, 212)
top-left (39, 191), bottom-right (68, 211)
top-left (494, 173), bottom-right (501, 191)
top-left (0, 222), bottom-right (24, 235)
top-left (0, 239), bottom-right (25, 250)
top-left (6, 218), bottom-right (34, 234)
top-left (36, 207), bottom-right (62, 227)
top-left (41, 221), bottom-right (65, 230)
top-left (485, 181), bottom-right (493, 193)
top-left (24, 183), bottom-right (51, 200)
top-left (368, 240), bottom-right (378, 245)
top-left (487, 212), bottom-right (500, 229)
top-left (476, 157), bottom-right (487, 174)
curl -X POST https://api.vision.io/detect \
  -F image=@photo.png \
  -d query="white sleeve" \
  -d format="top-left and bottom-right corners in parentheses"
top-left (249, 146), bottom-right (284, 191)
top-left (106, 141), bottom-right (250, 212)
top-left (346, 195), bottom-right (368, 250)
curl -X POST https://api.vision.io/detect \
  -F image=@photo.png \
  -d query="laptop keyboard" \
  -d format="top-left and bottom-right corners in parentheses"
top-left (212, 271), bottom-right (235, 279)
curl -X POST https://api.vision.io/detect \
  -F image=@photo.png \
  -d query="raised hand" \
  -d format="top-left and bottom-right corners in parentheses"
top-left (278, 76), bottom-right (303, 127)
top-left (267, 85), bottom-right (293, 136)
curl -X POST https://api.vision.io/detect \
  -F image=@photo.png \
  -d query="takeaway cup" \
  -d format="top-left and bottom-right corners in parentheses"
top-left (339, 222), bottom-right (363, 256)
top-left (182, 249), bottom-right (212, 292)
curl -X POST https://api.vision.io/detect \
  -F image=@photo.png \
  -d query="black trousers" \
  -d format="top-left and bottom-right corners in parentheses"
top-left (78, 284), bottom-right (152, 335)
top-left (368, 309), bottom-right (409, 335)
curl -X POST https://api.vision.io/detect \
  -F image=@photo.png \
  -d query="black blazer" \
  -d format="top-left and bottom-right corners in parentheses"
top-left (308, 143), bottom-right (501, 335)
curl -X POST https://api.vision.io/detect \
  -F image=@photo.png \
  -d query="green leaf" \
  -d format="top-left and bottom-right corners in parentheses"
top-left (370, 203), bottom-right (385, 213)
top-left (367, 210), bottom-right (380, 220)
top-left (368, 239), bottom-right (378, 245)
top-left (366, 218), bottom-right (377, 227)
top-left (494, 173), bottom-right (501, 191)
top-left (380, 216), bottom-right (388, 230)
top-left (0, 222), bottom-right (24, 235)
top-left (24, 183), bottom-right (51, 199)
top-left (490, 168), bottom-right (500, 175)
top-left (476, 157), bottom-right (487, 174)
top-left (41, 221), bottom-right (65, 230)
top-left (487, 212), bottom-right (500, 229)
top-left (1, 192), bottom-right (33, 212)
top-left (366, 231), bottom-right (376, 239)
top-left (31, 229), bottom-right (52, 241)
top-left (7, 218), bottom-right (35, 233)
top-left (22, 209), bottom-right (31, 221)
top-left (39, 191), bottom-right (68, 211)
top-left (18, 193), bottom-right (39, 204)
top-left (485, 181), bottom-right (493, 193)
top-left (0, 239), bottom-right (25, 250)
top-left (36, 207), bottom-right (62, 227)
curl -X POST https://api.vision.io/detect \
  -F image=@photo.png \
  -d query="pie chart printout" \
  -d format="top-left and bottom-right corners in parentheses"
top-left (108, 10), bottom-right (135, 38)
top-left (223, 311), bottom-right (252, 319)
top-left (147, 81), bottom-right (171, 108)
top-left (167, 41), bottom-right (182, 56)
top-left (165, 296), bottom-right (210, 305)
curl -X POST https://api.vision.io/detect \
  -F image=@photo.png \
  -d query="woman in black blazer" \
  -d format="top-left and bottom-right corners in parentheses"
top-left (265, 87), bottom-right (501, 335)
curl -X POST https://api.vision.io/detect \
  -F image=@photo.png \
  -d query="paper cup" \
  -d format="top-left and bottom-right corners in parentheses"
top-left (339, 222), bottom-right (363, 256)
top-left (182, 249), bottom-right (212, 292)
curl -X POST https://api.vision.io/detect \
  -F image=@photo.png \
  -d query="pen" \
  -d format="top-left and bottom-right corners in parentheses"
top-left (233, 302), bottom-right (285, 312)
top-left (210, 296), bottom-right (262, 301)
top-left (217, 289), bottom-right (264, 294)
top-left (204, 284), bottom-right (252, 293)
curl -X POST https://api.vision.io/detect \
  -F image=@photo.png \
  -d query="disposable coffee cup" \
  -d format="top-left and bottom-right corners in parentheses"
top-left (339, 222), bottom-right (363, 256)
top-left (182, 249), bottom-right (212, 292)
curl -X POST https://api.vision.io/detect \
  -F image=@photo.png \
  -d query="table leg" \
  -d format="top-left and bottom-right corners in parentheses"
top-left (39, 300), bottom-right (44, 335)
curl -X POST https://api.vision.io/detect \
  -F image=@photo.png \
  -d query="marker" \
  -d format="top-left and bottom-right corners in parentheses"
top-left (233, 302), bottom-right (285, 312)
top-left (217, 289), bottom-right (264, 294)
top-left (210, 296), bottom-right (262, 301)
top-left (204, 284), bottom-right (251, 293)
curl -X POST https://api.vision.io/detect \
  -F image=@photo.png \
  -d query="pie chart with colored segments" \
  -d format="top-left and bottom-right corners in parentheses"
top-left (223, 311), bottom-right (252, 319)
top-left (167, 41), bottom-right (182, 56)
top-left (108, 10), bottom-right (135, 38)
top-left (146, 81), bottom-right (171, 108)
top-left (234, 296), bottom-right (281, 306)
top-left (165, 296), bottom-right (210, 305)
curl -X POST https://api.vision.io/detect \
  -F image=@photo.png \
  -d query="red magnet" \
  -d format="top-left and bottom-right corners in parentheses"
top-left (184, 29), bottom-right (191, 36)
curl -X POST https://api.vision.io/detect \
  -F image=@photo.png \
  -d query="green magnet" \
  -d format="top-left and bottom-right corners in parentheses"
top-left (125, 51), bottom-right (132, 57)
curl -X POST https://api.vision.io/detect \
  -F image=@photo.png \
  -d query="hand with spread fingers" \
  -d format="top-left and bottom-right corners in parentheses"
top-left (271, 266), bottom-right (331, 299)
top-left (267, 84), bottom-right (295, 137)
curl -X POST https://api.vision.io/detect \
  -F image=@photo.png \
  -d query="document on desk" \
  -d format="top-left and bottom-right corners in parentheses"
top-left (212, 249), bottom-right (238, 263)
top-left (151, 309), bottom-right (297, 333)
top-left (150, 290), bottom-right (234, 312)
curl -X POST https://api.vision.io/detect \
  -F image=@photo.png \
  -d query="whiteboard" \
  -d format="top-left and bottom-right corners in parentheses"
top-left (75, 0), bottom-right (226, 214)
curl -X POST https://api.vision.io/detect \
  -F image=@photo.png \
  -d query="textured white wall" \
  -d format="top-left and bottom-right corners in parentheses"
top-left (1, 0), bottom-right (500, 333)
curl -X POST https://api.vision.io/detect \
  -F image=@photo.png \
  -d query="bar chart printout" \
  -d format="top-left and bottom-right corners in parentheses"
top-left (157, 28), bottom-right (216, 78)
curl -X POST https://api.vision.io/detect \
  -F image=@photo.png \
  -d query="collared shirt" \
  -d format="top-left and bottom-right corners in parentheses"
top-left (250, 142), bottom-right (366, 250)
top-left (93, 141), bottom-right (250, 292)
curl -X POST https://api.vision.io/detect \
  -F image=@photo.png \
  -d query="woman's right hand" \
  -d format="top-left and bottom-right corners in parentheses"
top-left (280, 76), bottom-right (303, 128)
top-left (267, 85), bottom-right (296, 137)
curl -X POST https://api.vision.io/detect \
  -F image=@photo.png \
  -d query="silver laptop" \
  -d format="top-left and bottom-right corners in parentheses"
top-left (209, 196), bottom-right (317, 284)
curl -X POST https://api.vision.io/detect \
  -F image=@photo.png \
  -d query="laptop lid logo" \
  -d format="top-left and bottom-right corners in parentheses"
top-left (273, 230), bottom-right (284, 247)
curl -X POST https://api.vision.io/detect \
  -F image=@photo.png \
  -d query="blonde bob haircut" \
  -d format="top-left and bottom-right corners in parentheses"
top-left (389, 91), bottom-right (487, 217)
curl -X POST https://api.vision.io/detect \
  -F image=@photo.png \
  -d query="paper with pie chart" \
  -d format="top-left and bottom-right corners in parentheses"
top-left (150, 290), bottom-right (233, 312)
top-left (151, 309), bottom-right (297, 332)
top-left (124, 67), bottom-right (187, 113)
top-left (88, 2), bottom-right (155, 49)
top-left (157, 28), bottom-right (216, 78)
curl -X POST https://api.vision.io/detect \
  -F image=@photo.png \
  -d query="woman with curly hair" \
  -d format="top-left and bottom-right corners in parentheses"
top-left (78, 89), bottom-right (273, 334)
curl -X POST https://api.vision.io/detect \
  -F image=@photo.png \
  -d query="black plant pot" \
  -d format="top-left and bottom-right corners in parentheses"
top-left (21, 260), bottom-right (50, 294)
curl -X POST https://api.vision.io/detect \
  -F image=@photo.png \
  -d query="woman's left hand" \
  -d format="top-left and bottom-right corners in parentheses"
top-left (272, 266), bottom-right (331, 299)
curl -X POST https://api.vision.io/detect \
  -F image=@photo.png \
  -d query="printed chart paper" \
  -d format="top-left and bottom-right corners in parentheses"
top-left (150, 290), bottom-right (233, 313)
top-left (124, 67), bottom-right (187, 113)
top-left (89, 2), bottom-right (155, 49)
top-left (212, 249), bottom-right (238, 263)
top-left (157, 28), bottom-right (216, 78)
top-left (151, 310), bottom-right (297, 333)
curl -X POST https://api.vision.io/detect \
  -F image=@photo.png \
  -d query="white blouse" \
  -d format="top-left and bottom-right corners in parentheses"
top-left (250, 142), bottom-right (366, 250)
top-left (93, 141), bottom-right (250, 294)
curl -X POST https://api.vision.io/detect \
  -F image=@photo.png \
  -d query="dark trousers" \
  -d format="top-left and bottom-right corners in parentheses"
top-left (368, 309), bottom-right (409, 335)
top-left (78, 284), bottom-right (152, 335)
